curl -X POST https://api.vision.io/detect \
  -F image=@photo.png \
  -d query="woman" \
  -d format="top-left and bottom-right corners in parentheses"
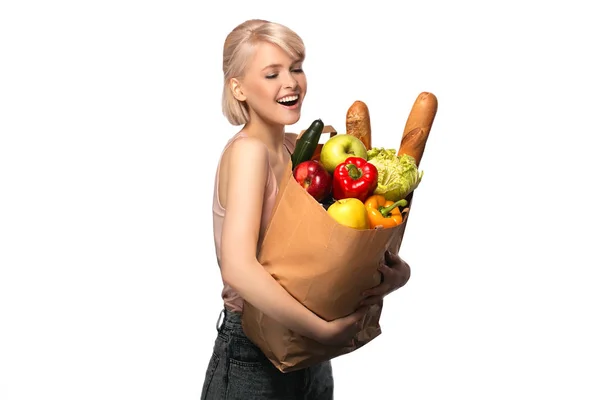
top-left (201, 19), bottom-right (411, 399)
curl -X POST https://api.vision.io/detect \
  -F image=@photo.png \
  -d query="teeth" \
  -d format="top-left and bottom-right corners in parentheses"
top-left (277, 95), bottom-right (299, 103)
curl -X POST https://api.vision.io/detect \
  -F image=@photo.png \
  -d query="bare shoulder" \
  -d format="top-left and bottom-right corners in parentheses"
top-left (228, 137), bottom-right (269, 181)
top-left (227, 135), bottom-right (269, 164)
top-left (218, 136), bottom-right (269, 209)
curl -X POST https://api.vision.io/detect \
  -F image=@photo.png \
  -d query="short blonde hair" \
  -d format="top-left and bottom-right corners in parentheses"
top-left (222, 19), bottom-right (306, 126)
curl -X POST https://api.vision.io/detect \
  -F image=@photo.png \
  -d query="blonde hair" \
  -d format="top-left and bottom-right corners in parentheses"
top-left (222, 19), bottom-right (306, 126)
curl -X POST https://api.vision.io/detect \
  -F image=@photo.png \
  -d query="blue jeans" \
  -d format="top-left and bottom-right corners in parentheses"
top-left (200, 308), bottom-right (334, 399)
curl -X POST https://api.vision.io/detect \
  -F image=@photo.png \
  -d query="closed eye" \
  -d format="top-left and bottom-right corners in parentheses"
top-left (266, 67), bottom-right (303, 79)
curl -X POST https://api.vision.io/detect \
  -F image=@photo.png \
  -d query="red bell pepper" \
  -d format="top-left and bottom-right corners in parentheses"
top-left (332, 157), bottom-right (378, 202)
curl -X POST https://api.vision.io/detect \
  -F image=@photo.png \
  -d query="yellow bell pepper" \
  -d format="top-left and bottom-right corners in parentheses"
top-left (364, 194), bottom-right (408, 229)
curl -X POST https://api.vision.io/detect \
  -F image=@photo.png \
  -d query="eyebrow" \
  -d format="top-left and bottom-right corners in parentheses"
top-left (261, 60), bottom-right (303, 72)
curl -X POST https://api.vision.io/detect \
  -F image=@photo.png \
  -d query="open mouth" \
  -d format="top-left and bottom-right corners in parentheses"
top-left (276, 95), bottom-right (299, 107)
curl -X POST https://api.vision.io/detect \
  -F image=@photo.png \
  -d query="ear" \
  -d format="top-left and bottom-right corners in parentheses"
top-left (230, 78), bottom-right (246, 102)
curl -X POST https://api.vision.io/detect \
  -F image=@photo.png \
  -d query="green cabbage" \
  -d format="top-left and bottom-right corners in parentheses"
top-left (366, 148), bottom-right (423, 202)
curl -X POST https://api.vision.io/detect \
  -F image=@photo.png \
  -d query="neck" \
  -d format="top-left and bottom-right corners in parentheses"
top-left (243, 113), bottom-right (286, 153)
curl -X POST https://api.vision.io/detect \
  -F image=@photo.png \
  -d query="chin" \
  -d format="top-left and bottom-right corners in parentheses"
top-left (279, 105), bottom-right (303, 125)
top-left (265, 110), bottom-right (301, 127)
top-left (282, 113), bottom-right (301, 126)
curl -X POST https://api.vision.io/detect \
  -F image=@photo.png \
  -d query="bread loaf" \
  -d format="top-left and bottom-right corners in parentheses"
top-left (346, 100), bottom-right (372, 150)
top-left (399, 92), bottom-right (438, 167)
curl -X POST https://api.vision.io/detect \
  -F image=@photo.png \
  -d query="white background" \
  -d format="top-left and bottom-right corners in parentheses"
top-left (1, 0), bottom-right (599, 399)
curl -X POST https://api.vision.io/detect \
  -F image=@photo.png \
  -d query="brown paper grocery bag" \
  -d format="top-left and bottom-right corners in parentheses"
top-left (242, 128), bottom-right (411, 373)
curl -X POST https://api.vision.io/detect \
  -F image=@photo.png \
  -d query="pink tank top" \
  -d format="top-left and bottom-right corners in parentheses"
top-left (212, 131), bottom-right (296, 312)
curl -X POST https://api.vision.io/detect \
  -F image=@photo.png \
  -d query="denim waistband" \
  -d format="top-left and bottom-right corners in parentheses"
top-left (215, 307), bottom-right (242, 332)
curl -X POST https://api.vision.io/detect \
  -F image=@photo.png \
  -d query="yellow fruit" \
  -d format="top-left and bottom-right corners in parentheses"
top-left (327, 198), bottom-right (370, 230)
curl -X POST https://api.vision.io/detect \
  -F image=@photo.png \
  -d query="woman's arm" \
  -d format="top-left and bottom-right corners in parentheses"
top-left (219, 137), bottom-right (362, 344)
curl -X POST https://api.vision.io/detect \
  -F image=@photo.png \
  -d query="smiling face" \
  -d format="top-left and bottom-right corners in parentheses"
top-left (230, 41), bottom-right (307, 127)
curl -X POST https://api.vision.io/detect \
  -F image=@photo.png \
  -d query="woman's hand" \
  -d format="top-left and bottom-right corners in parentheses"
top-left (311, 249), bottom-right (410, 346)
top-left (313, 306), bottom-right (371, 347)
top-left (360, 250), bottom-right (411, 307)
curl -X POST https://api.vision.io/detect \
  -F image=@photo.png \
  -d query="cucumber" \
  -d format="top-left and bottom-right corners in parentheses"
top-left (291, 119), bottom-right (325, 169)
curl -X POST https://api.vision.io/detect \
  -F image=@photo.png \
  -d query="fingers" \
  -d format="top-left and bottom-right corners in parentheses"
top-left (392, 256), bottom-right (411, 288)
top-left (336, 314), bottom-right (363, 347)
top-left (384, 249), bottom-right (400, 264)
top-left (358, 253), bottom-right (411, 307)
top-left (385, 250), bottom-right (410, 271)
top-left (350, 305), bottom-right (369, 323)
top-left (398, 262), bottom-right (411, 288)
top-left (362, 281), bottom-right (390, 299)
top-left (378, 253), bottom-right (411, 289)
top-left (346, 307), bottom-right (369, 346)
top-left (338, 307), bottom-right (367, 333)
top-left (378, 262), bottom-right (395, 279)
top-left (354, 306), bottom-right (369, 325)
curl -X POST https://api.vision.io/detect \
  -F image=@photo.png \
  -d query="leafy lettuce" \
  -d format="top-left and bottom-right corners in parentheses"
top-left (366, 148), bottom-right (423, 202)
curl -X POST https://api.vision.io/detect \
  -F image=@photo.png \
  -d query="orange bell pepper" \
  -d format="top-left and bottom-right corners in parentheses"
top-left (364, 194), bottom-right (408, 229)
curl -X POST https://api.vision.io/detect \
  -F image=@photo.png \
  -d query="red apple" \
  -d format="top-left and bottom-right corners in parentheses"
top-left (293, 160), bottom-right (332, 202)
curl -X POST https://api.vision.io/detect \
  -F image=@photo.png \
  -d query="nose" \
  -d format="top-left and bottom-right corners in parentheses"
top-left (283, 71), bottom-right (299, 90)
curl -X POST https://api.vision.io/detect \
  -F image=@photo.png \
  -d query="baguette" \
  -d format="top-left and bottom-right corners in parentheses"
top-left (399, 92), bottom-right (438, 167)
top-left (346, 100), bottom-right (372, 150)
